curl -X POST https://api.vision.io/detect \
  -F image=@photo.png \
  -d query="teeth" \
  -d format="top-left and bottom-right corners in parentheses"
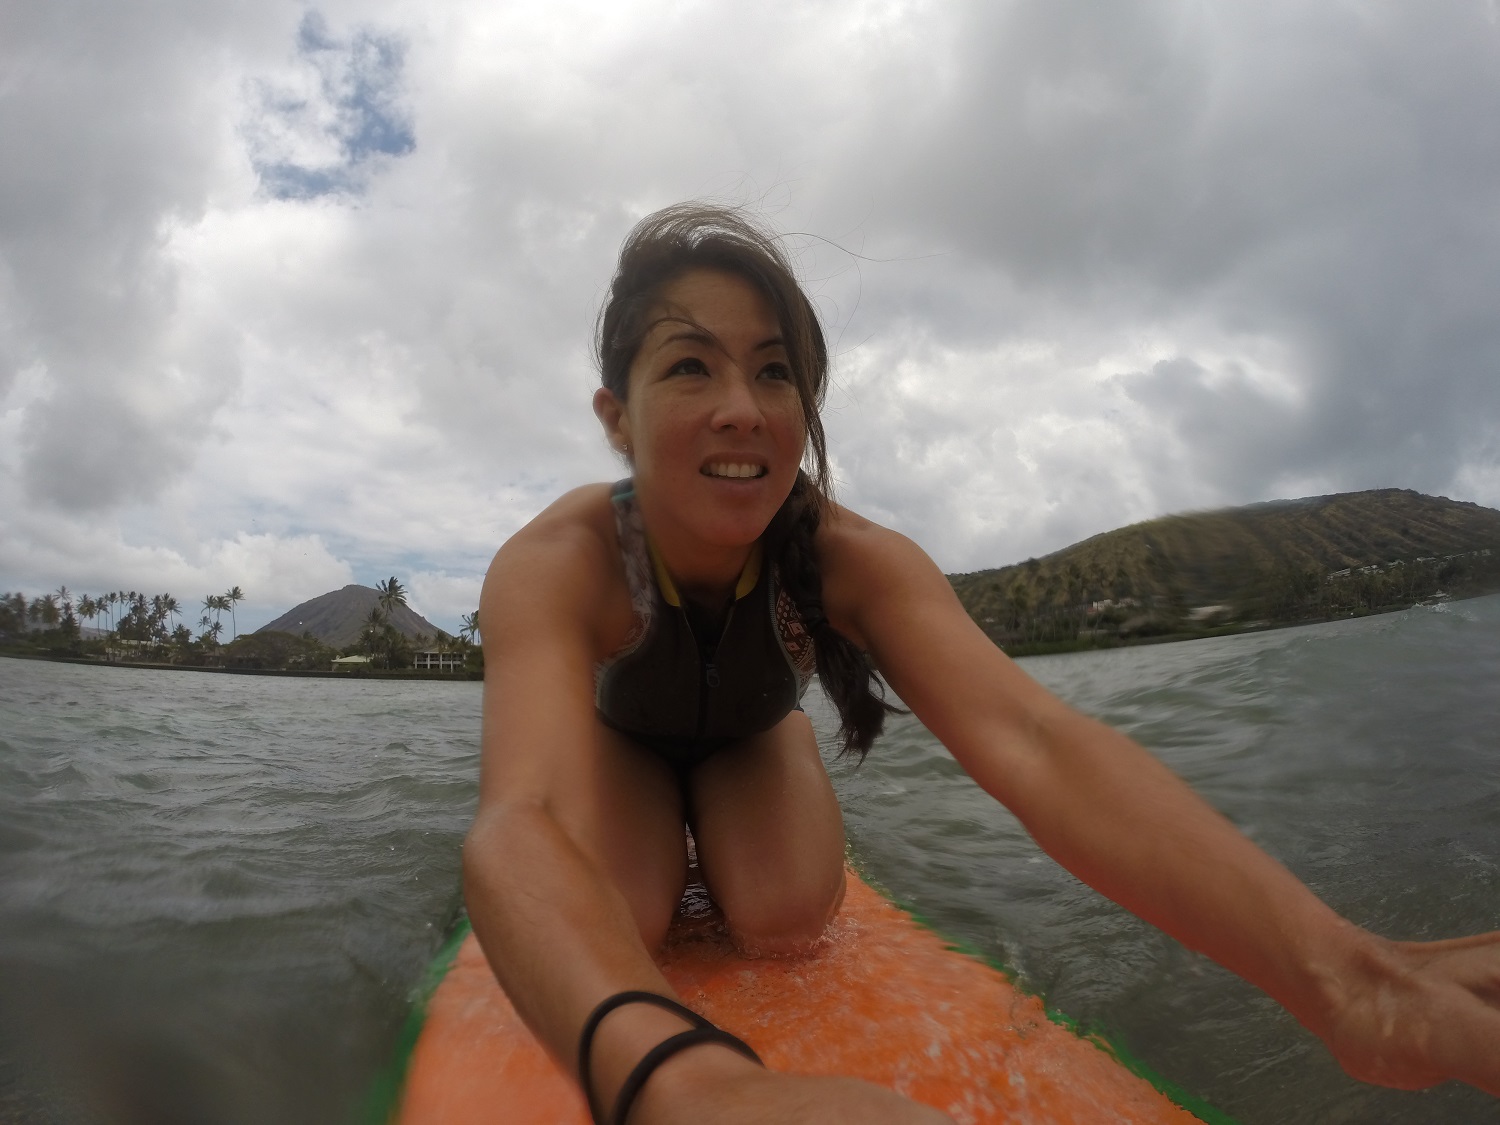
top-left (705, 463), bottom-right (765, 479)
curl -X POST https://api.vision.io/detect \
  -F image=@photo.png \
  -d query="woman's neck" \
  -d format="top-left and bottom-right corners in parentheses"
top-left (631, 511), bottom-right (752, 607)
top-left (653, 534), bottom-right (753, 606)
top-left (628, 481), bottom-right (769, 604)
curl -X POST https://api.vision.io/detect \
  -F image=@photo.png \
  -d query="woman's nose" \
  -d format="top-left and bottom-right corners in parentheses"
top-left (711, 367), bottom-right (764, 430)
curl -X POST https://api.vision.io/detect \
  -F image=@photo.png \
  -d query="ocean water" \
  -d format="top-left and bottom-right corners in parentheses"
top-left (2, 595), bottom-right (1498, 1124)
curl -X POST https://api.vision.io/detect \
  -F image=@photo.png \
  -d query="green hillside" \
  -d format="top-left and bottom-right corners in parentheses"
top-left (949, 489), bottom-right (1500, 654)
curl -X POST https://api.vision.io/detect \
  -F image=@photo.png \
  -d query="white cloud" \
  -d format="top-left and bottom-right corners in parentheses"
top-left (406, 570), bottom-right (483, 633)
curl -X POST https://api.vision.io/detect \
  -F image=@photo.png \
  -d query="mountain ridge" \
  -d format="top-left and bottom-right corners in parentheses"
top-left (257, 585), bottom-right (448, 650)
top-left (948, 488), bottom-right (1500, 650)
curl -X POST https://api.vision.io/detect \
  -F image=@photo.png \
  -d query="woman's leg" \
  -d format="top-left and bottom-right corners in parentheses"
top-left (550, 721), bottom-right (691, 951)
top-left (688, 710), bottom-right (847, 955)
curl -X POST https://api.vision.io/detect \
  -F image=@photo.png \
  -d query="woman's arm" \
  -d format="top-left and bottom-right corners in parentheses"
top-left (465, 502), bottom-right (758, 1116)
top-left (464, 498), bottom-right (950, 1123)
top-left (820, 510), bottom-right (1500, 1096)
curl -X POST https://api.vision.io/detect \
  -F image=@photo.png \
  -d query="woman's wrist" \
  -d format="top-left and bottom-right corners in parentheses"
top-left (585, 998), bottom-right (763, 1123)
top-left (629, 1039), bottom-right (765, 1123)
top-left (587, 1003), bottom-right (697, 1113)
top-left (1278, 916), bottom-right (1400, 1041)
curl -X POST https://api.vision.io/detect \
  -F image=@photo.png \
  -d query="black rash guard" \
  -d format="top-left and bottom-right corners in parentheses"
top-left (594, 480), bottom-right (816, 769)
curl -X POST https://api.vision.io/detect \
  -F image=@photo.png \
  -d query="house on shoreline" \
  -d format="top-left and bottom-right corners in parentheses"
top-left (413, 649), bottom-right (464, 672)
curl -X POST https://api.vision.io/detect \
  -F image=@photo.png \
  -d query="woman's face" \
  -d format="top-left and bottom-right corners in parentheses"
top-left (595, 268), bottom-right (807, 554)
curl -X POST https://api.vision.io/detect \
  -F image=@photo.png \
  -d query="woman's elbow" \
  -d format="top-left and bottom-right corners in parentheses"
top-left (461, 798), bottom-right (547, 899)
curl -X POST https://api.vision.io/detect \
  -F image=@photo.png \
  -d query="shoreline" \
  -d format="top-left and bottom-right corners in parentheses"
top-left (992, 593), bottom-right (1482, 658)
top-left (6, 592), bottom-right (1488, 676)
top-left (0, 651), bottom-right (481, 681)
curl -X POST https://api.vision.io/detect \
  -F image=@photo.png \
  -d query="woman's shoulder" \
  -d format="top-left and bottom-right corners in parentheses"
top-left (498, 482), bottom-right (620, 553)
top-left (815, 502), bottom-right (947, 646)
top-left (816, 502), bottom-right (925, 570)
top-left (481, 483), bottom-right (631, 629)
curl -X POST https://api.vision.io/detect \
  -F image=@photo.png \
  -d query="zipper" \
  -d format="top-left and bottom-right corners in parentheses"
top-left (693, 603), bottom-right (735, 739)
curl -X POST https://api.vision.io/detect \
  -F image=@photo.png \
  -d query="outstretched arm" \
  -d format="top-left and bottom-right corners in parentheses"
top-left (821, 511), bottom-right (1500, 1097)
top-left (465, 512), bottom-right (729, 1118)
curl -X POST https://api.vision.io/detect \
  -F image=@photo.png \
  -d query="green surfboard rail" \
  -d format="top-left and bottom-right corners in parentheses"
top-left (361, 915), bottom-right (472, 1125)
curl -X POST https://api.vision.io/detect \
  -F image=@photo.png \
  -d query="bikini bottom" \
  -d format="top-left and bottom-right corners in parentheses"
top-left (600, 703), bottom-right (806, 794)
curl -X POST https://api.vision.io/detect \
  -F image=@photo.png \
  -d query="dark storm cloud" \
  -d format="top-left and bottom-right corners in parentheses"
top-left (0, 2), bottom-right (270, 510)
top-left (829, 0), bottom-right (1500, 512)
top-left (1119, 357), bottom-right (1301, 499)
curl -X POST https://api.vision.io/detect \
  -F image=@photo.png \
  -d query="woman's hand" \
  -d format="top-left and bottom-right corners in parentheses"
top-left (633, 1045), bottom-right (956, 1124)
top-left (1320, 930), bottom-right (1500, 1095)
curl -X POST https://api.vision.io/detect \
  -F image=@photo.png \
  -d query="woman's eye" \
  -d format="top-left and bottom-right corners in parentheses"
top-left (760, 362), bottom-right (792, 381)
top-left (668, 358), bottom-right (708, 376)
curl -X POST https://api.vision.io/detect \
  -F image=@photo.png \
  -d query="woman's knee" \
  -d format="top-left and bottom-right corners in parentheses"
top-left (721, 861), bottom-right (846, 957)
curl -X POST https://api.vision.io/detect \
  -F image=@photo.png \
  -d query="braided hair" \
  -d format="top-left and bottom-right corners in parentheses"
top-left (596, 203), bottom-right (900, 759)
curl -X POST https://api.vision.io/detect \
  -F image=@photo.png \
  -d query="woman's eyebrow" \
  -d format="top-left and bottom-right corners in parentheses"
top-left (641, 318), bottom-right (785, 354)
top-left (656, 329), bottom-right (718, 349)
top-left (643, 317), bottom-right (719, 350)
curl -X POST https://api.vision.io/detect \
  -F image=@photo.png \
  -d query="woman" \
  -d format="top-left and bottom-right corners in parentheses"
top-left (463, 204), bottom-right (1500, 1124)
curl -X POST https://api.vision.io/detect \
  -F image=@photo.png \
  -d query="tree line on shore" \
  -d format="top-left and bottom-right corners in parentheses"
top-left (0, 577), bottom-right (484, 674)
top-left (954, 547), bottom-right (1500, 654)
top-left (2, 586), bottom-right (245, 648)
top-left (949, 489), bottom-right (1500, 655)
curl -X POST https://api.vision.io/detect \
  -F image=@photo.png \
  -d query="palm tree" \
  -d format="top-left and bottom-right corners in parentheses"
top-left (149, 595), bottom-right (170, 646)
top-left (1, 592), bottom-right (26, 636)
top-left (376, 576), bottom-right (407, 616)
top-left (203, 594), bottom-right (228, 632)
top-left (460, 610), bottom-right (480, 645)
top-left (362, 605), bottom-right (387, 663)
top-left (223, 586), bottom-right (245, 640)
top-left (29, 594), bottom-right (60, 629)
top-left (374, 578), bottom-right (408, 666)
top-left (163, 594), bottom-right (181, 633)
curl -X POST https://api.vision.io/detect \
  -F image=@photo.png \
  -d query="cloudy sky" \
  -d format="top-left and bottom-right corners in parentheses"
top-left (4, 0), bottom-right (1499, 635)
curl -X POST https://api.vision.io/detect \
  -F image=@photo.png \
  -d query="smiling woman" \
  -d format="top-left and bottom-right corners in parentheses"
top-left (452, 204), bottom-right (1500, 1125)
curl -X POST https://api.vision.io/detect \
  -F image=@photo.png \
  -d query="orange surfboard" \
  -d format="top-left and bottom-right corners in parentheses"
top-left (381, 869), bottom-right (1224, 1125)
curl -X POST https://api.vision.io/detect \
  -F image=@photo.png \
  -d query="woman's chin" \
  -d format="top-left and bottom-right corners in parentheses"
top-left (639, 475), bottom-right (793, 548)
top-left (693, 517), bottom-right (775, 551)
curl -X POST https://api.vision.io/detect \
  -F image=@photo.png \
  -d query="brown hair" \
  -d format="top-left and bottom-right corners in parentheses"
top-left (596, 202), bottom-right (900, 759)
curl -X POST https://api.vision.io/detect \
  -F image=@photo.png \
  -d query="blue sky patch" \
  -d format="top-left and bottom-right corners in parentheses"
top-left (248, 11), bottom-right (415, 200)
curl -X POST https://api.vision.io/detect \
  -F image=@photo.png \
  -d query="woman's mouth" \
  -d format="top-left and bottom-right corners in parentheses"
top-left (702, 462), bottom-right (768, 480)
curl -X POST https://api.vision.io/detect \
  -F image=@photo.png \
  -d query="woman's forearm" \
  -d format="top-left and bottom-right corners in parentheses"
top-left (995, 711), bottom-right (1376, 1035)
top-left (462, 801), bottom-right (752, 1111)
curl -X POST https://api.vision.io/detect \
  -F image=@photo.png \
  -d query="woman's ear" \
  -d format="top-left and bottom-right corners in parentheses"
top-left (593, 387), bottom-right (631, 456)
